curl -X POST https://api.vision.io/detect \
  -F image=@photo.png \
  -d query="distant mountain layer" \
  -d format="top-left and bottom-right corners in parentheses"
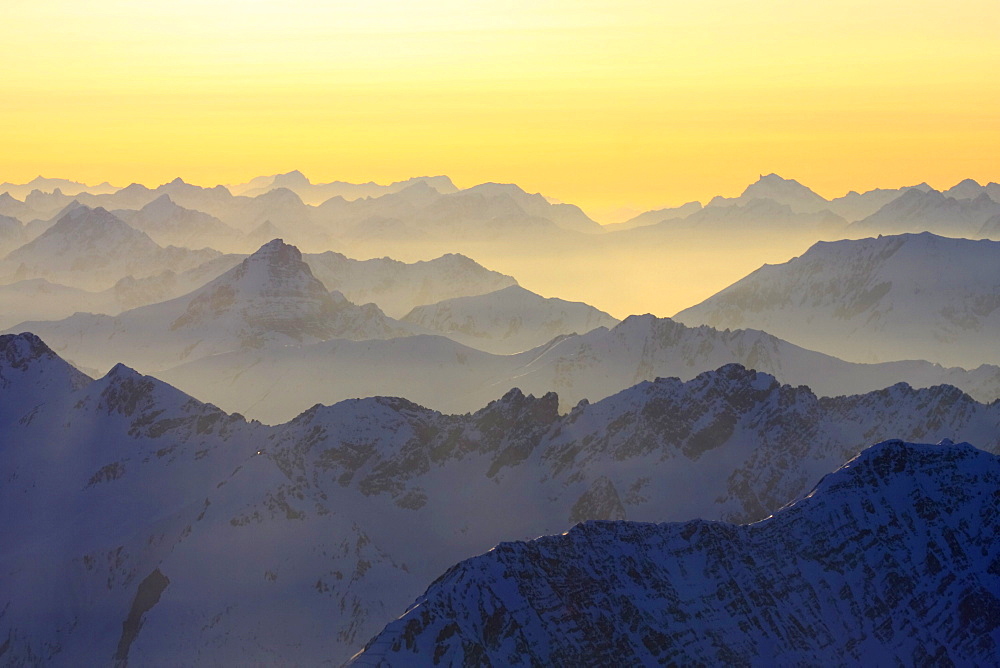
top-left (304, 250), bottom-right (517, 318)
top-left (675, 232), bottom-right (1000, 369)
top-left (3, 333), bottom-right (1000, 664)
top-left (352, 440), bottom-right (1000, 666)
top-left (159, 314), bottom-right (1000, 424)
top-left (0, 176), bottom-right (604, 248)
top-left (848, 188), bottom-right (1000, 238)
top-left (401, 285), bottom-right (620, 354)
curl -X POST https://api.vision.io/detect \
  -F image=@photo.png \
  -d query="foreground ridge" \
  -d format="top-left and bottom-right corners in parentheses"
top-left (351, 440), bottom-right (1000, 666)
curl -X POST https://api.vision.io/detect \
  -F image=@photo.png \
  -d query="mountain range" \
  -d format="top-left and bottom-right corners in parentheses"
top-left (2, 333), bottom-right (999, 664)
top-left (158, 312), bottom-right (1000, 424)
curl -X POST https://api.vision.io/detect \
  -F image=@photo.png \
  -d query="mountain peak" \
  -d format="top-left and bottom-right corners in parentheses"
top-left (250, 238), bottom-right (301, 263)
top-left (272, 170), bottom-right (310, 188)
top-left (141, 193), bottom-right (179, 214)
top-left (1, 332), bottom-right (59, 370)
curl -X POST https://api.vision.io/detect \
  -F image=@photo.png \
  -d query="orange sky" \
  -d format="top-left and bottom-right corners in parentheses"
top-left (3, 1), bottom-right (999, 220)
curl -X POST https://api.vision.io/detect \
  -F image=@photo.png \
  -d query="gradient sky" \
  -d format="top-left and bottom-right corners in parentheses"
top-left (3, 1), bottom-right (999, 218)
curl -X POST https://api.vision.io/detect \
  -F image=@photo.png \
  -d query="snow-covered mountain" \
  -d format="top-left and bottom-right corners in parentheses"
top-left (159, 314), bottom-right (1000, 424)
top-left (4, 335), bottom-right (1000, 665)
top-left (848, 188), bottom-right (1000, 238)
top-left (401, 285), bottom-right (620, 354)
top-left (707, 173), bottom-right (831, 213)
top-left (675, 233), bottom-right (1000, 368)
top-left (114, 194), bottom-right (242, 250)
top-left (0, 206), bottom-right (219, 291)
top-left (303, 251), bottom-right (517, 318)
top-left (7, 239), bottom-right (414, 374)
top-left (352, 440), bottom-right (1000, 666)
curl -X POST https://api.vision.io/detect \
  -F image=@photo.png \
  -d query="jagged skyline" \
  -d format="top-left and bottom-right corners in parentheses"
top-left (4, 1), bottom-right (999, 217)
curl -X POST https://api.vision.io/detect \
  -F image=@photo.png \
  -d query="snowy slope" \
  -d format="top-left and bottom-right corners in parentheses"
top-left (4, 339), bottom-right (1000, 665)
top-left (7, 239), bottom-right (415, 374)
top-left (675, 233), bottom-right (1000, 368)
top-left (401, 285), bottom-right (620, 354)
top-left (159, 314), bottom-right (1000, 424)
top-left (352, 440), bottom-right (1000, 666)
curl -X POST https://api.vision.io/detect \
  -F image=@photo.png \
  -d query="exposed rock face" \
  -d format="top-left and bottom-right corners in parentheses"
top-left (351, 441), bottom-right (1000, 666)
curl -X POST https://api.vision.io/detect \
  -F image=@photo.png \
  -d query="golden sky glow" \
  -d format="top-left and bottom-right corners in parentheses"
top-left (3, 0), bottom-right (999, 218)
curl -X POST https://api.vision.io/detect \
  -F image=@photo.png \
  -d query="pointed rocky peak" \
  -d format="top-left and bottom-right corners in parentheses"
top-left (419, 175), bottom-right (458, 193)
top-left (476, 387), bottom-right (560, 428)
top-left (167, 177), bottom-right (187, 186)
top-left (220, 238), bottom-right (319, 293)
top-left (0, 332), bottom-right (92, 390)
top-left (169, 238), bottom-right (348, 336)
top-left (2, 332), bottom-right (62, 370)
top-left (139, 193), bottom-right (181, 217)
top-left (246, 238), bottom-right (303, 264)
top-left (740, 174), bottom-right (828, 205)
top-left (94, 362), bottom-right (222, 428)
